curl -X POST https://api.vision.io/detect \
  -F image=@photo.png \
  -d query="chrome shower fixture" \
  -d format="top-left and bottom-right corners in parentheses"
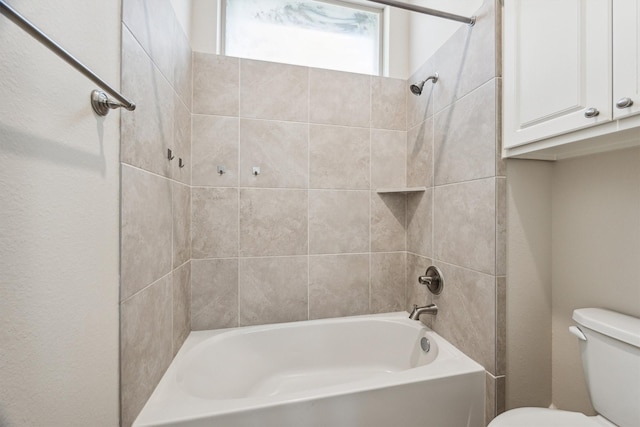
top-left (410, 72), bottom-right (439, 96)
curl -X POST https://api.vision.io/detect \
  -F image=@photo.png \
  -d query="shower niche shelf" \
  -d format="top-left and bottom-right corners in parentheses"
top-left (376, 187), bottom-right (426, 194)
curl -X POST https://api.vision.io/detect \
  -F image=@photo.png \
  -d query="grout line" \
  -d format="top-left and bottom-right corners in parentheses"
top-left (237, 61), bottom-right (241, 328)
top-left (431, 98), bottom-right (435, 260)
top-left (122, 162), bottom-right (189, 187)
top-left (170, 174), bottom-right (175, 351)
top-left (368, 81), bottom-right (373, 313)
top-left (432, 175), bottom-right (498, 189)
top-left (434, 76), bottom-right (498, 115)
top-left (307, 71), bottom-right (311, 321)
top-left (191, 186), bottom-right (370, 192)
top-left (120, 269), bottom-right (173, 305)
top-left (188, 252), bottom-right (406, 263)
top-left (405, 252), bottom-right (502, 278)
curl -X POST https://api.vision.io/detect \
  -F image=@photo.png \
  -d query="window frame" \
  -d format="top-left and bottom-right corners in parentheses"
top-left (219, 0), bottom-right (385, 76)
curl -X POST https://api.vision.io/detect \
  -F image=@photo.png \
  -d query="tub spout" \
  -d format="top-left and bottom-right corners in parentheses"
top-left (409, 304), bottom-right (438, 320)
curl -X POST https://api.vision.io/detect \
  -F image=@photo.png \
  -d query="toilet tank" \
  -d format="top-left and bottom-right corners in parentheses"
top-left (573, 308), bottom-right (640, 427)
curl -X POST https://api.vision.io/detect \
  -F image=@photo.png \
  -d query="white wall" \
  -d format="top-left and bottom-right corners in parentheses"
top-left (191, 0), bottom-right (219, 54)
top-left (384, 6), bottom-right (410, 78)
top-left (0, 1), bottom-right (120, 425)
top-left (551, 147), bottom-right (640, 413)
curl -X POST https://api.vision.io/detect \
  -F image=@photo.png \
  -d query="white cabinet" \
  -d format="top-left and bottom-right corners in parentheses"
top-left (503, 0), bottom-right (640, 159)
top-left (613, 0), bottom-right (640, 119)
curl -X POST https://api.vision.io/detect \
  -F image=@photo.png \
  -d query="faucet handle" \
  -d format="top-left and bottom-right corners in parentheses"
top-left (417, 266), bottom-right (444, 295)
top-left (418, 276), bottom-right (432, 285)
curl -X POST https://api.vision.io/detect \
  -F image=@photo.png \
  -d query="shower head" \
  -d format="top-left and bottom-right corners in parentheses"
top-left (410, 81), bottom-right (425, 96)
top-left (409, 72), bottom-right (439, 96)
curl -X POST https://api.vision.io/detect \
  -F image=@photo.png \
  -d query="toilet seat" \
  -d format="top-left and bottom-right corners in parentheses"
top-left (488, 407), bottom-right (616, 427)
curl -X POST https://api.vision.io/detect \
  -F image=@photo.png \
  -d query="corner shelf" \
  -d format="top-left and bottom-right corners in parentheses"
top-left (376, 187), bottom-right (426, 194)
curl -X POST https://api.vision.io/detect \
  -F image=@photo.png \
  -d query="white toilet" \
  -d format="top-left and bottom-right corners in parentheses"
top-left (489, 308), bottom-right (640, 427)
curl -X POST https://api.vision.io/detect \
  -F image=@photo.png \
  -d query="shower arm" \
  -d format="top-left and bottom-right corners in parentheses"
top-left (367, 0), bottom-right (476, 26)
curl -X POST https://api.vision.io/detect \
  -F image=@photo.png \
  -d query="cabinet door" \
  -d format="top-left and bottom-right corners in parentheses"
top-left (613, 0), bottom-right (640, 119)
top-left (504, 0), bottom-right (612, 149)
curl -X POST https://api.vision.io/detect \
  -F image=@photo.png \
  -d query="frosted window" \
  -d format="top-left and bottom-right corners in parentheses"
top-left (224, 0), bottom-right (382, 75)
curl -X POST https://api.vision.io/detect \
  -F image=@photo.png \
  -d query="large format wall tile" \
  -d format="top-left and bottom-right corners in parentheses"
top-left (371, 193), bottom-right (406, 252)
top-left (172, 95), bottom-right (191, 184)
top-left (193, 53), bottom-right (239, 116)
top-left (121, 165), bottom-right (172, 301)
top-left (121, 3), bottom-right (192, 425)
top-left (121, 28), bottom-right (174, 178)
top-left (434, 79), bottom-right (497, 185)
top-left (309, 190), bottom-right (369, 254)
top-left (239, 119), bottom-right (308, 188)
top-left (407, 117), bottom-right (434, 188)
top-left (430, 261), bottom-right (497, 373)
top-left (371, 77), bottom-right (407, 131)
top-left (309, 254), bottom-right (369, 319)
top-left (309, 68), bottom-right (370, 127)
top-left (434, 178), bottom-right (496, 274)
top-left (173, 26), bottom-right (192, 110)
top-left (191, 188), bottom-right (239, 259)
top-left (495, 77), bottom-right (506, 178)
top-left (371, 129), bottom-right (407, 189)
top-left (172, 262), bottom-right (191, 356)
top-left (371, 252), bottom-right (406, 313)
top-left (123, 0), bottom-right (177, 86)
top-left (172, 182), bottom-right (191, 268)
top-left (191, 259), bottom-right (238, 330)
top-left (239, 256), bottom-right (308, 326)
top-left (496, 276), bottom-right (506, 375)
top-left (191, 115), bottom-right (239, 187)
top-left (239, 189), bottom-right (308, 257)
top-left (407, 190), bottom-right (433, 258)
top-left (120, 275), bottom-right (172, 427)
top-left (240, 59), bottom-right (309, 122)
top-left (496, 177), bottom-right (507, 276)
top-left (432, 0), bottom-right (497, 112)
top-left (309, 125), bottom-right (370, 190)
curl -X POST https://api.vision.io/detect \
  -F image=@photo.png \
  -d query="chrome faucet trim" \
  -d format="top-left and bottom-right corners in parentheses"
top-left (409, 303), bottom-right (438, 320)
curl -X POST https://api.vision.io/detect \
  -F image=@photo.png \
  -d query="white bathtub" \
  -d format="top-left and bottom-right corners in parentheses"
top-left (134, 312), bottom-right (485, 427)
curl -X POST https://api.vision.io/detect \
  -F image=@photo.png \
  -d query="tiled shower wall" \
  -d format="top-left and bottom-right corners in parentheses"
top-left (403, 0), bottom-right (506, 423)
top-left (119, 0), bottom-right (192, 425)
top-left (119, 0), bottom-right (504, 425)
top-left (190, 54), bottom-right (410, 329)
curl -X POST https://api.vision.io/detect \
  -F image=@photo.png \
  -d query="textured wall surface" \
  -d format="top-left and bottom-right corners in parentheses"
top-left (0, 0), bottom-right (121, 425)
top-left (404, 1), bottom-right (506, 423)
top-left (190, 53), bottom-right (409, 330)
top-left (119, 0), bottom-right (193, 425)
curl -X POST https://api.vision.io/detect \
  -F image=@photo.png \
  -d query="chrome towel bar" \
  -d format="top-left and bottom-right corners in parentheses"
top-left (0, 0), bottom-right (136, 116)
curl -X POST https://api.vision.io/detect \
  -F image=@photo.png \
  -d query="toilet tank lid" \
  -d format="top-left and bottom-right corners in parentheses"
top-left (573, 308), bottom-right (640, 348)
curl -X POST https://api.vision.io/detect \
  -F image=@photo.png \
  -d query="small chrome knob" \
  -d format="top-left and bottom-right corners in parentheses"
top-left (584, 108), bottom-right (600, 118)
top-left (616, 97), bottom-right (634, 109)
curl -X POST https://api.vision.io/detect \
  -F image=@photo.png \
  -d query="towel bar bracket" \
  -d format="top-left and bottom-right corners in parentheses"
top-left (90, 90), bottom-right (134, 117)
